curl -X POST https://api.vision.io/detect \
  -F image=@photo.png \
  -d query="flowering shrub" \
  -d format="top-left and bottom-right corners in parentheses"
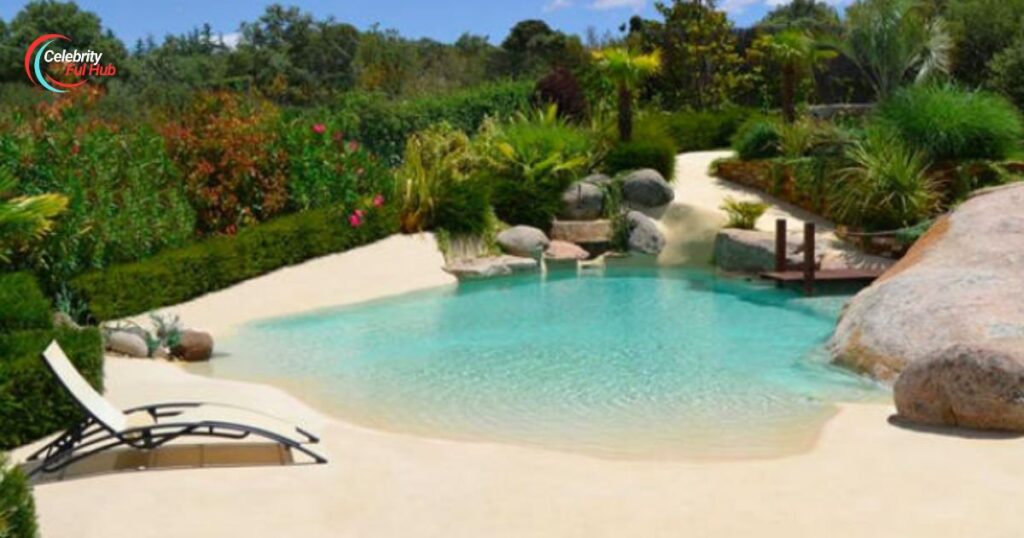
top-left (279, 119), bottom-right (395, 212)
top-left (163, 92), bottom-right (289, 235)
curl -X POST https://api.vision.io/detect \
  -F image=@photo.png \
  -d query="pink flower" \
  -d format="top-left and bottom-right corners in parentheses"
top-left (348, 141), bottom-right (359, 152)
top-left (355, 209), bottom-right (366, 217)
top-left (372, 194), bottom-right (385, 207)
top-left (348, 212), bottom-right (364, 227)
top-left (312, 123), bottom-right (326, 135)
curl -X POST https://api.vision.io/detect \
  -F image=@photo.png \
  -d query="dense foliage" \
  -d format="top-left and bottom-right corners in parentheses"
top-left (0, 273), bottom-right (52, 332)
top-left (606, 138), bottom-right (676, 180)
top-left (0, 454), bottom-right (37, 538)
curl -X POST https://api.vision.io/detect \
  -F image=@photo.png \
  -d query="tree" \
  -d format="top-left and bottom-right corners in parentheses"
top-left (836, 0), bottom-right (952, 100)
top-left (945, 0), bottom-right (1024, 87)
top-left (758, 30), bottom-right (836, 122)
top-left (0, 171), bottom-right (67, 264)
top-left (757, 0), bottom-right (842, 34)
top-left (649, 1), bottom-right (744, 109)
top-left (592, 48), bottom-right (662, 141)
top-left (988, 37), bottom-right (1024, 110)
top-left (490, 20), bottom-right (585, 77)
top-left (0, 0), bottom-right (127, 83)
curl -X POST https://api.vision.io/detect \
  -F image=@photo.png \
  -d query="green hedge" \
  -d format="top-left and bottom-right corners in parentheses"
top-left (664, 108), bottom-right (757, 152)
top-left (0, 328), bottom-right (103, 450)
top-left (71, 205), bottom-right (399, 321)
top-left (0, 454), bottom-right (37, 538)
top-left (606, 138), bottom-right (677, 180)
top-left (338, 81), bottom-right (533, 164)
top-left (0, 274), bottom-right (51, 332)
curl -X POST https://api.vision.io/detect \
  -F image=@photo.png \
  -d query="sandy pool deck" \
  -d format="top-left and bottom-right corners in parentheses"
top-left (13, 170), bottom-right (1024, 537)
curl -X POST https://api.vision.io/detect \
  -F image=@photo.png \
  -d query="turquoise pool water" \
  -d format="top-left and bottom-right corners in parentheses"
top-left (196, 268), bottom-right (883, 460)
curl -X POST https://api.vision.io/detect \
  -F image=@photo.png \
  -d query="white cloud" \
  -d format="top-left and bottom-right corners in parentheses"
top-left (219, 32), bottom-right (241, 50)
top-left (544, 0), bottom-right (574, 12)
top-left (589, 0), bottom-right (645, 11)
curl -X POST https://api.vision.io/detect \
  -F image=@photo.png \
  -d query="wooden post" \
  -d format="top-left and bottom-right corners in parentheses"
top-left (803, 222), bottom-right (815, 296)
top-left (775, 219), bottom-right (787, 272)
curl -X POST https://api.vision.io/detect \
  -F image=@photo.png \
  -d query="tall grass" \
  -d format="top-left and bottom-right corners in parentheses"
top-left (877, 85), bottom-right (1024, 161)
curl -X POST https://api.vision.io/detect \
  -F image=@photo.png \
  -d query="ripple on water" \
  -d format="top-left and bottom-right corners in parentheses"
top-left (193, 268), bottom-right (884, 460)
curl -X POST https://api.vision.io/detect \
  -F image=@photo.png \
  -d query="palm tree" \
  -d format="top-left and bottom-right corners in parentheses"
top-left (592, 47), bottom-right (662, 142)
top-left (0, 171), bottom-right (67, 263)
top-left (836, 0), bottom-right (951, 100)
top-left (761, 29), bottom-right (837, 123)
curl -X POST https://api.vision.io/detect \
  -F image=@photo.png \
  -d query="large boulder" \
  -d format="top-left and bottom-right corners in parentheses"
top-left (105, 330), bottom-right (149, 358)
top-left (171, 330), bottom-right (214, 362)
top-left (713, 229), bottom-right (811, 273)
top-left (626, 211), bottom-right (666, 255)
top-left (894, 343), bottom-right (1024, 431)
top-left (622, 169), bottom-right (674, 208)
top-left (560, 181), bottom-right (605, 220)
top-left (444, 256), bottom-right (539, 280)
top-left (831, 184), bottom-right (1024, 388)
top-left (496, 226), bottom-right (549, 258)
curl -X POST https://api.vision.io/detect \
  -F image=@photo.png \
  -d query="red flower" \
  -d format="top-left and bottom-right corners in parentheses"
top-left (355, 209), bottom-right (366, 217)
top-left (348, 212), bottom-right (364, 227)
top-left (373, 194), bottom-right (385, 207)
top-left (312, 123), bottom-right (327, 135)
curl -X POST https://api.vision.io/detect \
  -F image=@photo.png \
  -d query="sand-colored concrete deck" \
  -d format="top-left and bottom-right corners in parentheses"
top-left (13, 154), bottom-right (1024, 537)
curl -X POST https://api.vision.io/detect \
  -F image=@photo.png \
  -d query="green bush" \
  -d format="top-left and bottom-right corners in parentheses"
top-left (877, 85), bottom-right (1024, 161)
top-left (397, 124), bottom-right (490, 235)
top-left (479, 109), bottom-right (595, 229)
top-left (732, 119), bottom-right (783, 160)
top-left (0, 328), bottom-right (103, 450)
top-left (720, 197), bottom-right (769, 230)
top-left (70, 203), bottom-right (398, 321)
top-left (0, 274), bottom-right (51, 332)
top-left (664, 108), bottom-right (756, 152)
top-left (336, 81), bottom-right (533, 165)
top-left (0, 454), bottom-right (37, 538)
top-left (605, 138), bottom-right (677, 180)
top-left (831, 129), bottom-right (938, 231)
top-left (988, 37), bottom-right (1024, 112)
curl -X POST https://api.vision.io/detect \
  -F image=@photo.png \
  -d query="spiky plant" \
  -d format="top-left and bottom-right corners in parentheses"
top-left (759, 29), bottom-right (836, 123)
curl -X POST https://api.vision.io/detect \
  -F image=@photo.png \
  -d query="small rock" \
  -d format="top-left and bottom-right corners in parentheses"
top-left (53, 312), bottom-right (80, 330)
top-left (550, 220), bottom-right (612, 246)
top-left (171, 330), bottom-right (214, 362)
top-left (626, 211), bottom-right (666, 255)
top-left (105, 330), bottom-right (149, 358)
top-left (153, 346), bottom-right (171, 360)
top-left (622, 169), bottom-right (674, 208)
top-left (444, 256), bottom-right (539, 280)
top-left (545, 240), bottom-right (590, 261)
top-left (560, 181), bottom-right (605, 220)
top-left (496, 226), bottom-right (550, 258)
top-left (581, 173), bottom-right (613, 188)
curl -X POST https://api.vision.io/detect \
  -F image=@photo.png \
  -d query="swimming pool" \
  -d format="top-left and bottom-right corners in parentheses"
top-left (194, 268), bottom-right (883, 460)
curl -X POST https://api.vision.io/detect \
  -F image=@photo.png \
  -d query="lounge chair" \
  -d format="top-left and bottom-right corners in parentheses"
top-left (26, 341), bottom-right (327, 477)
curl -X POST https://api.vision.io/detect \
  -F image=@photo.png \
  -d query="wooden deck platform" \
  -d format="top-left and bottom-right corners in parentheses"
top-left (759, 269), bottom-right (885, 284)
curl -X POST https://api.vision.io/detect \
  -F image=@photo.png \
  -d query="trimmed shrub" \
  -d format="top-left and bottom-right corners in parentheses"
top-left (70, 203), bottom-right (398, 321)
top-left (605, 138), bottom-right (677, 180)
top-left (732, 119), bottom-right (783, 160)
top-left (664, 108), bottom-right (757, 152)
top-left (877, 85), bottom-right (1024, 161)
top-left (0, 328), bottom-right (103, 450)
top-left (0, 274), bottom-right (51, 332)
top-left (0, 454), bottom-right (37, 538)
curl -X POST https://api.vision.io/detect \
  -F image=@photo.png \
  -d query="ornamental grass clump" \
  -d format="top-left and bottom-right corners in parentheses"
top-left (720, 197), bottom-right (770, 230)
top-left (830, 128), bottom-right (938, 231)
top-left (877, 85), bottom-right (1024, 161)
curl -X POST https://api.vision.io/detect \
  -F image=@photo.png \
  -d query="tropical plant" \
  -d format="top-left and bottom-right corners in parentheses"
top-left (831, 129), bottom-right (938, 231)
top-left (397, 124), bottom-right (490, 234)
top-left (479, 107), bottom-right (595, 229)
top-left (732, 119), bottom-right (783, 160)
top-left (591, 47), bottom-right (662, 142)
top-left (835, 0), bottom-right (952, 99)
top-left (0, 170), bottom-right (67, 264)
top-left (720, 197), bottom-right (770, 230)
top-left (877, 85), bottom-right (1024, 161)
top-left (756, 30), bottom-right (836, 123)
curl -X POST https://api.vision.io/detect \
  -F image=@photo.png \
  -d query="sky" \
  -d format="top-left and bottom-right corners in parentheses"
top-left (0, 1), bottom-right (855, 47)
